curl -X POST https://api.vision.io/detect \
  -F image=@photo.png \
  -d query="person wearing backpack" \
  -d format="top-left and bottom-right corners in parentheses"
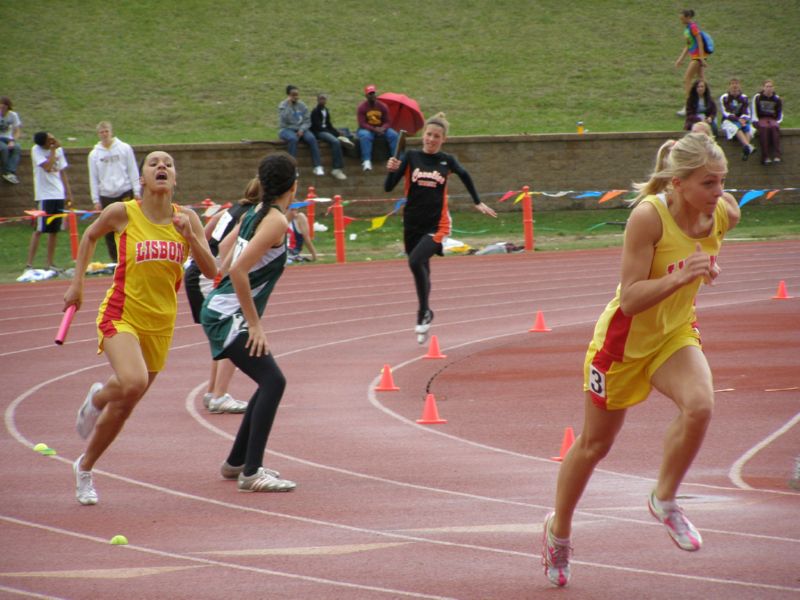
top-left (674, 9), bottom-right (710, 117)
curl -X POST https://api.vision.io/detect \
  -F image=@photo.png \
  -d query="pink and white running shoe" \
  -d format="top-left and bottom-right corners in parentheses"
top-left (648, 490), bottom-right (703, 551)
top-left (542, 511), bottom-right (571, 587)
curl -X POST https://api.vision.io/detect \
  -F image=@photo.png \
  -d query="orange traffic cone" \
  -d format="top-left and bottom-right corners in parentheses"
top-left (424, 335), bottom-right (447, 359)
top-left (416, 393), bottom-right (447, 424)
top-left (550, 427), bottom-right (575, 461)
top-left (375, 364), bottom-right (400, 391)
top-left (529, 310), bottom-right (552, 332)
top-left (773, 280), bottom-right (793, 299)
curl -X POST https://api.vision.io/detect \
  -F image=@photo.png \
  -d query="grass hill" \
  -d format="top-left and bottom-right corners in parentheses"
top-left (7, 0), bottom-right (797, 146)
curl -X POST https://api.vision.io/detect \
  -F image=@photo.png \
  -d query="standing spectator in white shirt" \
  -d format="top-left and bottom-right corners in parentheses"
top-left (25, 131), bottom-right (72, 275)
top-left (88, 121), bottom-right (140, 262)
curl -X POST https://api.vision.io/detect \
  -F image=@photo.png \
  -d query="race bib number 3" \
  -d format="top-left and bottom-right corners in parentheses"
top-left (589, 365), bottom-right (606, 398)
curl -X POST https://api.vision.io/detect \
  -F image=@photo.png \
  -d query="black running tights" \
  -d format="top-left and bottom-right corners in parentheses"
top-left (408, 235), bottom-right (440, 317)
top-left (219, 334), bottom-right (286, 477)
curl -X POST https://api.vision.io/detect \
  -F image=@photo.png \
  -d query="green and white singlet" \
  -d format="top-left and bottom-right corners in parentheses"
top-left (200, 206), bottom-right (287, 358)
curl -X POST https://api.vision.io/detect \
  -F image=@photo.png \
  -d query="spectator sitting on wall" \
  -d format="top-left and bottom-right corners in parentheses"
top-left (0, 96), bottom-right (23, 184)
top-left (752, 79), bottom-right (783, 165)
top-left (278, 85), bottom-right (324, 177)
top-left (683, 79), bottom-right (717, 136)
top-left (310, 93), bottom-right (351, 181)
top-left (719, 78), bottom-right (756, 160)
top-left (356, 84), bottom-right (398, 172)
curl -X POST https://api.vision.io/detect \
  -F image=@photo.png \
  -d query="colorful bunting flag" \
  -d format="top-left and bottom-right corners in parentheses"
top-left (498, 190), bottom-right (519, 203)
top-left (598, 190), bottom-right (626, 203)
top-left (367, 215), bottom-right (389, 231)
top-left (739, 190), bottom-right (766, 207)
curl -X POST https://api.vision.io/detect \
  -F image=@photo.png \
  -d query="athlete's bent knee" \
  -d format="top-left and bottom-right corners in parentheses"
top-left (578, 435), bottom-right (615, 464)
top-left (680, 392), bottom-right (714, 426)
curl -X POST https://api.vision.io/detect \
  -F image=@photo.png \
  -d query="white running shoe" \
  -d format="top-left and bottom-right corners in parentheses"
top-left (221, 461), bottom-right (279, 480)
top-left (414, 309), bottom-right (434, 335)
top-left (238, 467), bottom-right (296, 492)
top-left (331, 168), bottom-right (347, 180)
top-left (73, 455), bottom-right (98, 505)
top-left (676, 108), bottom-right (687, 117)
top-left (415, 309), bottom-right (434, 344)
top-left (208, 393), bottom-right (248, 414)
top-left (76, 383), bottom-right (103, 439)
top-left (362, 160), bottom-right (372, 171)
top-left (542, 511), bottom-right (571, 587)
top-left (312, 166), bottom-right (324, 176)
top-left (202, 392), bottom-right (213, 409)
top-left (648, 490), bottom-right (702, 551)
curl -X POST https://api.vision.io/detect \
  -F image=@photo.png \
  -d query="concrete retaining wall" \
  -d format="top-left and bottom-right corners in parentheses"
top-left (2, 130), bottom-right (796, 217)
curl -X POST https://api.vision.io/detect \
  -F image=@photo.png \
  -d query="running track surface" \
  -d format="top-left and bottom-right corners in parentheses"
top-left (1, 240), bottom-right (798, 600)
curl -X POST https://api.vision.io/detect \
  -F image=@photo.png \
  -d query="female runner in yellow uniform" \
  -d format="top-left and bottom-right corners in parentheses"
top-left (542, 133), bottom-right (740, 586)
top-left (63, 151), bottom-right (216, 506)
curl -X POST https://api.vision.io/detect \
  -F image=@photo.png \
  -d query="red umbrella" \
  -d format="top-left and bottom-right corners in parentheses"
top-left (378, 93), bottom-right (425, 135)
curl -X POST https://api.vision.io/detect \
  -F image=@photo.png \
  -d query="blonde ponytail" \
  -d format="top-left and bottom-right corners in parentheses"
top-left (631, 133), bottom-right (726, 204)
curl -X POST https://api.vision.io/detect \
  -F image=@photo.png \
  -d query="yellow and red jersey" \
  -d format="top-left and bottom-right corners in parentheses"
top-left (97, 199), bottom-right (188, 338)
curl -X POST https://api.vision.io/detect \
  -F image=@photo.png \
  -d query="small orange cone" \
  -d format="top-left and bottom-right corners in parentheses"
top-left (375, 364), bottom-right (400, 391)
top-left (424, 335), bottom-right (447, 359)
top-left (773, 280), bottom-right (793, 299)
top-left (529, 310), bottom-right (552, 332)
top-left (416, 393), bottom-right (447, 424)
top-left (550, 427), bottom-right (575, 461)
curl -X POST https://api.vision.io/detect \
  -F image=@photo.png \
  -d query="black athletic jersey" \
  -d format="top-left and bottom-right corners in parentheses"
top-left (384, 150), bottom-right (480, 241)
top-left (208, 202), bottom-right (250, 256)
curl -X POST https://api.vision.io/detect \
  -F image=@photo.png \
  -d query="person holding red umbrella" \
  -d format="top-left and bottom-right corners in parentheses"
top-left (385, 112), bottom-right (496, 343)
top-left (356, 84), bottom-right (398, 171)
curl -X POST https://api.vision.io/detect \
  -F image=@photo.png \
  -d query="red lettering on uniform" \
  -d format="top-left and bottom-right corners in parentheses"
top-left (133, 239), bottom-right (185, 264)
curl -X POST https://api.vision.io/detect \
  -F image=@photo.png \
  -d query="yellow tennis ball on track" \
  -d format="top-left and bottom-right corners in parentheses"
top-left (33, 443), bottom-right (48, 453)
top-left (40, 448), bottom-right (57, 456)
top-left (110, 535), bottom-right (129, 545)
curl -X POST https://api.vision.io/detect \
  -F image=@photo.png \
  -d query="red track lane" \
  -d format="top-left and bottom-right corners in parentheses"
top-left (1, 241), bottom-right (798, 599)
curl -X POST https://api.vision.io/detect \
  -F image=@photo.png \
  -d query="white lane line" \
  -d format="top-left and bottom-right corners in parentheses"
top-left (729, 412), bottom-right (800, 490)
top-left (0, 515), bottom-right (456, 600)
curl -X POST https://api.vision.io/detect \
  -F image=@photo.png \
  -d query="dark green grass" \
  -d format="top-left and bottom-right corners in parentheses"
top-left (7, 1), bottom-right (798, 146)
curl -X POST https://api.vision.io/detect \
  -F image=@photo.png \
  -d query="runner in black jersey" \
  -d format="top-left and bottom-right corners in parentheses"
top-left (384, 112), bottom-right (496, 342)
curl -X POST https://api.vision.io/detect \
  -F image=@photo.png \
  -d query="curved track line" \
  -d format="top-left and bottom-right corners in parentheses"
top-left (728, 412), bottom-right (800, 491)
top-left (367, 328), bottom-right (797, 498)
